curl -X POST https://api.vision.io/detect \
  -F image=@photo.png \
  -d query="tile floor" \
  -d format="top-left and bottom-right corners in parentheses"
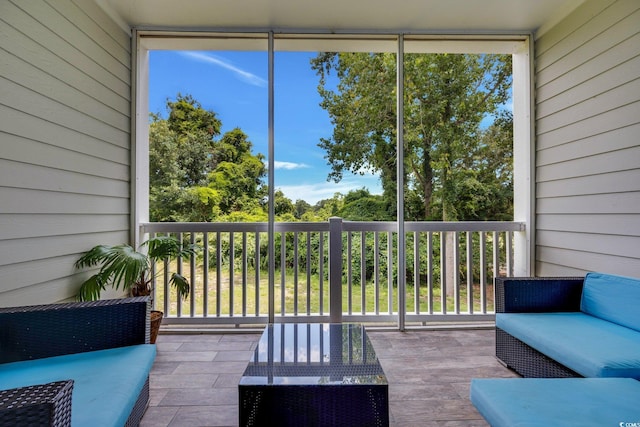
top-left (141, 327), bottom-right (518, 426)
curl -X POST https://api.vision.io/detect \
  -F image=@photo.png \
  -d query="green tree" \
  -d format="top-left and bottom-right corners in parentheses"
top-left (166, 94), bottom-right (221, 188)
top-left (294, 199), bottom-right (312, 219)
top-left (307, 193), bottom-right (345, 221)
top-left (274, 189), bottom-right (295, 217)
top-left (167, 94), bottom-right (221, 138)
top-left (339, 188), bottom-right (393, 221)
top-left (207, 128), bottom-right (266, 216)
top-left (311, 52), bottom-right (512, 221)
top-left (149, 95), bottom-right (266, 222)
top-left (149, 116), bottom-right (181, 221)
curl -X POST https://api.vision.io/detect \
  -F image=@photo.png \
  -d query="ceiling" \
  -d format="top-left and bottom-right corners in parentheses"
top-left (100, 0), bottom-right (586, 35)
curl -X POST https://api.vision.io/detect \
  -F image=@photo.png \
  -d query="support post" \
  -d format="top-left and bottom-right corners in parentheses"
top-left (329, 217), bottom-right (343, 323)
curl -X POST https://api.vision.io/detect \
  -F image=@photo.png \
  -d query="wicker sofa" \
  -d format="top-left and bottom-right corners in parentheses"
top-left (0, 297), bottom-right (156, 427)
top-left (494, 272), bottom-right (640, 379)
top-left (469, 272), bottom-right (640, 426)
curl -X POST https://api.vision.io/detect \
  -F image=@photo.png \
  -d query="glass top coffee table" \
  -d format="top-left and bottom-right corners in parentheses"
top-left (239, 323), bottom-right (389, 426)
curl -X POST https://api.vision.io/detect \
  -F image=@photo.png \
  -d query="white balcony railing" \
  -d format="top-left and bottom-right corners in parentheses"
top-left (141, 219), bottom-right (525, 328)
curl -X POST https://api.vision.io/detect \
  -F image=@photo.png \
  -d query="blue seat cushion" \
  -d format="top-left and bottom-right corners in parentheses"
top-left (496, 312), bottom-right (640, 378)
top-left (470, 378), bottom-right (640, 427)
top-left (0, 344), bottom-right (156, 427)
top-left (581, 272), bottom-right (640, 332)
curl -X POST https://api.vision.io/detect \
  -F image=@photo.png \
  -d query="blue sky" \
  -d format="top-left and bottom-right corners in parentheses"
top-left (149, 50), bottom-right (382, 205)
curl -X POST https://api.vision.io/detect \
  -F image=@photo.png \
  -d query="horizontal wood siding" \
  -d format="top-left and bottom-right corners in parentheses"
top-left (0, 0), bottom-right (131, 306)
top-left (535, 0), bottom-right (640, 277)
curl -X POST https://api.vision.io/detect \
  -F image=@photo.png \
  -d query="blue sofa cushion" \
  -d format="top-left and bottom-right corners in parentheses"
top-left (470, 378), bottom-right (640, 427)
top-left (0, 344), bottom-right (156, 427)
top-left (581, 272), bottom-right (640, 332)
top-left (496, 312), bottom-right (640, 378)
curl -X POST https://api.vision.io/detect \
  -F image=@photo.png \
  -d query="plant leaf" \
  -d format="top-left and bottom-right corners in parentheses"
top-left (75, 244), bottom-right (147, 294)
top-left (74, 245), bottom-right (111, 269)
top-left (77, 274), bottom-right (107, 301)
top-left (170, 272), bottom-right (191, 300)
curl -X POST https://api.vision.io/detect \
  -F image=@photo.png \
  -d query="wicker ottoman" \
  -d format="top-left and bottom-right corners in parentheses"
top-left (470, 378), bottom-right (640, 427)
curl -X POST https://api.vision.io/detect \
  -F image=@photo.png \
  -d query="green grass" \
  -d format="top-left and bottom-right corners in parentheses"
top-left (155, 262), bottom-right (494, 317)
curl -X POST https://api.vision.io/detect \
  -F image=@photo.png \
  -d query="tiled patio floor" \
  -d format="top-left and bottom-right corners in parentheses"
top-left (141, 327), bottom-right (518, 426)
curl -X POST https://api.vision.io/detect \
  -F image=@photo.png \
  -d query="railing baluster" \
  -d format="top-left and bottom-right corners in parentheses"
top-left (479, 231), bottom-right (487, 314)
top-left (440, 232), bottom-right (446, 315)
top-left (293, 232), bottom-right (298, 316)
top-left (163, 249), bottom-right (169, 316)
top-left (280, 232), bottom-right (286, 316)
top-left (255, 232), bottom-right (260, 317)
top-left (506, 231), bottom-right (513, 277)
top-left (347, 231), bottom-right (353, 315)
top-left (374, 231), bottom-right (380, 315)
top-left (361, 231), bottom-right (366, 316)
top-left (387, 231), bottom-right (393, 315)
top-left (242, 232), bottom-right (247, 317)
top-left (306, 231), bottom-right (311, 316)
top-left (319, 232), bottom-right (324, 315)
top-left (453, 231), bottom-right (460, 314)
top-left (203, 232), bottom-right (209, 317)
top-left (190, 232), bottom-right (196, 317)
top-left (177, 232), bottom-right (183, 317)
top-left (466, 231), bottom-right (473, 314)
top-left (229, 232), bottom-right (234, 317)
top-left (216, 231), bottom-right (222, 317)
top-left (427, 232), bottom-right (433, 314)
top-left (493, 231), bottom-right (499, 279)
top-left (414, 231), bottom-right (420, 314)
top-left (149, 231), bottom-right (158, 311)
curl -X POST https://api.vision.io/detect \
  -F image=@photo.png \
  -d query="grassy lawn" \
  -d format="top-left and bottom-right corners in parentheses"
top-left (156, 263), bottom-right (494, 317)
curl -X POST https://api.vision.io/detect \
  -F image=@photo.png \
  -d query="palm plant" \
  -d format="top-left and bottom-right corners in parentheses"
top-left (74, 235), bottom-right (197, 302)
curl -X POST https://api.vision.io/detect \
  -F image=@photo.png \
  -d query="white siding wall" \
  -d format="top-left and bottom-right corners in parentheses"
top-left (0, 0), bottom-right (131, 306)
top-left (534, 0), bottom-right (640, 277)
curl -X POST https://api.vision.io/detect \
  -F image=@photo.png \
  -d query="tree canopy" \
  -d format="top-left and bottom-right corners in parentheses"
top-left (149, 94), bottom-right (266, 222)
top-left (311, 52), bottom-right (513, 221)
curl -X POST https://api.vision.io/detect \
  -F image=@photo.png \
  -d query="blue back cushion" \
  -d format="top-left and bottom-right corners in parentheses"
top-left (581, 272), bottom-right (640, 332)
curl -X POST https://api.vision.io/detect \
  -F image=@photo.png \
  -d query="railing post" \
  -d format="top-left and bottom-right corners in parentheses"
top-left (329, 217), bottom-right (343, 323)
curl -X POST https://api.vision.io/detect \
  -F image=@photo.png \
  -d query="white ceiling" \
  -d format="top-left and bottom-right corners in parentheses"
top-left (101, 0), bottom-right (585, 35)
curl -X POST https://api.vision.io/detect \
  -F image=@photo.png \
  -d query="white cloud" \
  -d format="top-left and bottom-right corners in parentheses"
top-left (277, 178), bottom-right (382, 205)
top-left (355, 165), bottom-right (378, 175)
top-left (180, 51), bottom-right (267, 87)
top-left (273, 161), bottom-right (310, 170)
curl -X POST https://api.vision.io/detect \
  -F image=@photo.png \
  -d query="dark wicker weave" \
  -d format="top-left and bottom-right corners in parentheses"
top-left (0, 380), bottom-right (73, 427)
top-left (495, 328), bottom-right (581, 378)
top-left (240, 384), bottom-right (389, 427)
top-left (495, 277), bottom-right (585, 378)
top-left (0, 297), bottom-right (151, 426)
top-left (125, 378), bottom-right (150, 427)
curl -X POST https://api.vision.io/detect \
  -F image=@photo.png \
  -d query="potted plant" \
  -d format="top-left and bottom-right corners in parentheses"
top-left (74, 235), bottom-right (197, 343)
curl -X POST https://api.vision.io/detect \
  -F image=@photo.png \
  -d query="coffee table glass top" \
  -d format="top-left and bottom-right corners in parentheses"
top-left (240, 323), bottom-right (387, 386)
